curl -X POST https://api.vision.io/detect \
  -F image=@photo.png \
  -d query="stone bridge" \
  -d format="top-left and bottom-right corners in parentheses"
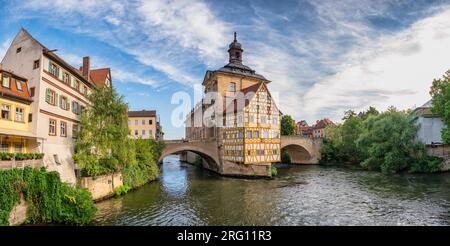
top-left (280, 136), bottom-right (322, 164)
top-left (160, 136), bottom-right (322, 177)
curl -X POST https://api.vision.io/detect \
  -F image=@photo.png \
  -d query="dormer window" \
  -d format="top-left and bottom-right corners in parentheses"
top-left (2, 75), bottom-right (10, 88)
top-left (16, 80), bottom-right (23, 91)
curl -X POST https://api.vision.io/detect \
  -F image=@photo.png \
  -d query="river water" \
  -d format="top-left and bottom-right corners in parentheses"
top-left (94, 155), bottom-right (450, 225)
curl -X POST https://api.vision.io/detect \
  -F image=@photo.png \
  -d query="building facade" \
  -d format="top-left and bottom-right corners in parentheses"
top-left (1, 28), bottom-right (111, 184)
top-left (128, 110), bottom-right (162, 140)
top-left (185, 33), bottom-right (281, 165)
top-left (311, 118), bottom-right (334, 139)
top-left (0, 68), bottom-right (41, 153)
top-left (296, 120), bottom-right (312, 137)
top-left (413, 100), bottom-right (445, 145)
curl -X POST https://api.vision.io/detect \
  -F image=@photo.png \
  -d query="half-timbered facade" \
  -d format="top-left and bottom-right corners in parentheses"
top-left (185, 33), bottom-right (281, 166)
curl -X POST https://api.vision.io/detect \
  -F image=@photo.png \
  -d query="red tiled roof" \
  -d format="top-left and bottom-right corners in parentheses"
top-left (90, 68), bottom-right (110, 87)
top-left (0, 70), bottom-right (32, 104)
top-left (312, 118), bottom-right (334, 129)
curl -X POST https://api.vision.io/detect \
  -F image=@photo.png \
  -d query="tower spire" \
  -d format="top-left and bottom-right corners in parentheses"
top-left (228, 31), bottom-right (243, 64)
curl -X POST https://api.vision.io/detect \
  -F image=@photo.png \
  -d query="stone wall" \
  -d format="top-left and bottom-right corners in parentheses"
top-left (222, 161), bottom-right (271, 177)
top-left (8, 194), bottom-right (28, 226)
top-left (78, 172), bottom-right (123, 201)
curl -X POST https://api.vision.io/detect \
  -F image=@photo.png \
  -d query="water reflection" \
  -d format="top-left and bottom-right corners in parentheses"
top-left (94, 156), bottom-right (450, 225)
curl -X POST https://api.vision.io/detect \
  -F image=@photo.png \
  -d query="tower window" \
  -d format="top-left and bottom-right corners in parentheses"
top-left (235, 52), bottom-right (240, 59)
top-left (228, 82), bottom-right (236, 93)
top-left (16, 47), bottom-right (22, 53)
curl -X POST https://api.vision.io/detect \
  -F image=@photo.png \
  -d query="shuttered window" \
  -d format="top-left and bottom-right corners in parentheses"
top-left (45, 88), bottom-right (57, 105)
top-left (48, 61), bottom-right (59, 78)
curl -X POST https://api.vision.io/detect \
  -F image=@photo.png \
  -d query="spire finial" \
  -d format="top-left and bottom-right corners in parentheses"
top-left (234, 32), bottom-right (237, 42)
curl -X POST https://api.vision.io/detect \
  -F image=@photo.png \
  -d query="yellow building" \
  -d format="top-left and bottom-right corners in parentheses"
top-left (0, 69), bottom-right (41, 153)
top-left (186, 33), bottom-right (281, 164)
top-left (128, 110), bottom-right (162, 140)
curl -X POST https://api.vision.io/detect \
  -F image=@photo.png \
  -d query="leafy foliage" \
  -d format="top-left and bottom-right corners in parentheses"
top-left (114, 185), bottom-right (131, 196)
top-left (320, 107), bottom-right (442, 173)
top-left (74, 86), bottom-right (133, 176)
top-left (271, 166), bottom-right (278, 176)
top-left (430, 70), bottom-right (450, 144)
top-left (0, 167), bottom-right (96, 225)
top-left (122, 139), bottom-right (164, 189)
top-left (0, 152), bottom-right (44, 160)
top-left (281, 149), bottom-right (291, 164)
top-left (281, 115), bottom-right (296, 136)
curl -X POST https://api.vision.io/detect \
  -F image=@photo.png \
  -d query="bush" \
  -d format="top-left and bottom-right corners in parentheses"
top-left (410, 155), bottom-right (443, 173)
top-left (122, 139), bottom-right (163, 189)
top-left (0, 167), bottom-right (96, 225)
top-left (271, 166), bottom-right (278, 176)
top-left (0, 153), bottom-right (45, 161)
top-left (281, 149), bottom-right (291, 164)
top-left (114, 185), bottom-right (131, 196)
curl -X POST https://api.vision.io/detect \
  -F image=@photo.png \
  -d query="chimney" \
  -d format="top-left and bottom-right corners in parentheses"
top-left (82, 56), bottom-right (90, 79)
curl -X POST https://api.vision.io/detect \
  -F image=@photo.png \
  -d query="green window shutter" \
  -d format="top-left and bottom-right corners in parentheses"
top-left (56, 66), bottom-right (60, 78)
top-left (48, 61), bottom-right (52, 73)
top-left (54, 93), bottom-right (58, 106)
top-left (45, 88), bottom-right (50, 103)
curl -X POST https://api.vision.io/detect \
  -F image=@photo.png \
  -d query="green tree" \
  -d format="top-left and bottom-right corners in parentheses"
top-left (356, 110), bottom-right (426, 173)
top-left (430, 70), bottom-right (450, 144)
top-left (320, 106), bottom-right (442, 173)
top-left (359, 106), bottom-right (379, 120)
top-left (74, 86), bottom-right (133, 176)
top-left (281, 115), bottom-right (296, 136)
top-left (342, 110), bottom-right (356, 120)
top-left (320, 115), bottom-right (364, 165)
top-left (122, 139), bottom-right (165, 188)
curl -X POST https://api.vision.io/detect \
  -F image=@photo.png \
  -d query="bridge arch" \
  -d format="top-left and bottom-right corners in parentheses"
top-left (280, 136), bottom-right (321, 164)
top-left (159, 141), bottom-right (221, 173)
top-left (281, 144), bottom-right (312, 164)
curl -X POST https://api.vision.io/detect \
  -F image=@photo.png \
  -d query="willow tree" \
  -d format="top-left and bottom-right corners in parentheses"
top-left (74, 86), bottom-right (134, 176)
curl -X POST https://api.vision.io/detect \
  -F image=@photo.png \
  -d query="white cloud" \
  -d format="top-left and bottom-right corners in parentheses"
top-left (138, 0), bottom-right (230, 63)
top-left (302, 8), bottom-right (450, 123)
top-left (17, 0), bottom-right (230, 88)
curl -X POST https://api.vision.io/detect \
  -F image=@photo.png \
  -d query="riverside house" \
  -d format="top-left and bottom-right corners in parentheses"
top-left (128, 110), bottom-right (164, 140)
top-left (0, 68), bottom-right (42, 155)
top-left (1, 28), bottom-right (112, 184)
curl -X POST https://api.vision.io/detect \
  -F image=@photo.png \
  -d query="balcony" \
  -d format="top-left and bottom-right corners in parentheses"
top-left (0, 152), bottom-right (45, 170)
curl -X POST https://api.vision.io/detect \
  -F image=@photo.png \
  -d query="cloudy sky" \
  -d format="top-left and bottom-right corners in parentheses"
top-left (1, 0), bottom-right (450, 139)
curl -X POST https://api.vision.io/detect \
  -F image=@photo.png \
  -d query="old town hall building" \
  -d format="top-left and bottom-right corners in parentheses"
top-left (185, 33), bottom-right (281, 165)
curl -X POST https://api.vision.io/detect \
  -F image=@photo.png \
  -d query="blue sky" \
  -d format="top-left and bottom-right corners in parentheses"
top-left (1, 0), bottom-right (450, 139)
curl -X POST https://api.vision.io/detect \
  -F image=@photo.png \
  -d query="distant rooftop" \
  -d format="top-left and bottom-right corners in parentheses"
top-left (128, 110), bottom-right (156, 117)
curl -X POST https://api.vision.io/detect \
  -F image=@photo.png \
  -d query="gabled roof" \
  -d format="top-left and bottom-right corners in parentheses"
top-left (14, 28), bottom-right (104, 88)
top-left (0, 69), bottom-right (32, 104)
top-left (223, 82), bottom-right (280, 115)
top-left (128, 110), bottom-right (156, 118)
top-left (90, 68), bottom-right (111, 87)
top-left (312, 118), bottom-right (334, 129)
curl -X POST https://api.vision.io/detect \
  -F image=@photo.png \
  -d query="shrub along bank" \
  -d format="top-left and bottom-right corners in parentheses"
top-left (320, 107), bottom-right (443, 173)
top-left (122, 139), bottom-right (165, 190)
top-left (0, 167), bottom-right (96, 226)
